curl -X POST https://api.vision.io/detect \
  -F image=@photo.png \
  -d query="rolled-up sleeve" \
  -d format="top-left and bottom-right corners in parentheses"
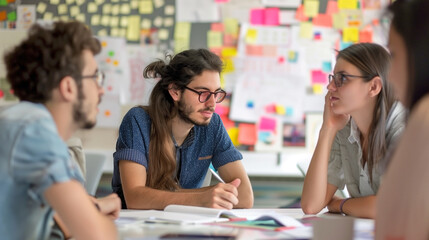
top-left (11, 118), bottom-right (80, 204)
top-left (114, 108), bottom-right (149, 168)
top-left (327, 135), bottom-right (345, 190)
top-left (210, 114), bottom-right (242, 169)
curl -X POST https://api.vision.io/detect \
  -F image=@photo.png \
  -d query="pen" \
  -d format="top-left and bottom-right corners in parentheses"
top-left (209, 168), bottom-right (225, 183)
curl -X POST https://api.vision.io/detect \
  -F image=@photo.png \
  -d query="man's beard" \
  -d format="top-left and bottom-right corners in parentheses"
top-left (73, 89), bottom-right (97, 129)
top-left (177, 98), bottom-right (213, 126)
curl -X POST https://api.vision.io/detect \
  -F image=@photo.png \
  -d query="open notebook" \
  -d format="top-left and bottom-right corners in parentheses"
top-left (119, 204), bottom-right (304, 228)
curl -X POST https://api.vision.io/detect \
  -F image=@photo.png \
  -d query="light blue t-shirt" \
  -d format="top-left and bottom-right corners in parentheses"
top-left (0, 102), bottom-right (84, 240)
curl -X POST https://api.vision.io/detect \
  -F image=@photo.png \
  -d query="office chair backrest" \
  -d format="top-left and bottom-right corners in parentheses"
top-left (85, 152), bottom-right (106, 196)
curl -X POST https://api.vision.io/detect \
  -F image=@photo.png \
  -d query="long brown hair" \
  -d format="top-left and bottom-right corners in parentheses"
top-left (142, 49), bottom-right (223, 190)
top-left (338, 43), bottom-right (395, 182)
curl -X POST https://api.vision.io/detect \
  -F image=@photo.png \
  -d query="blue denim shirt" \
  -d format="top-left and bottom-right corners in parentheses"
top-left (0, 102), bottom-right (84, 240)
top-left (112, 107), bottom-right (242, 208)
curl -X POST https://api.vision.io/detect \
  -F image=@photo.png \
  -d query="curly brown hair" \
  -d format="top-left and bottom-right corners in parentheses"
top-left (4, 21), bottom-right (101, 103)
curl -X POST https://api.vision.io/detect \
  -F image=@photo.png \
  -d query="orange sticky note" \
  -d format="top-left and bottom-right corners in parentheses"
top-left (238, 123), bottom-right (257, 145)
top-left (325, 0), bottom-right (338, 14)
top-left (312, 14), bottom-right (332, 27)
top-left (295, 5), bottom-right (309, 21)
top-left (0, 11), bottom-right (6, 21)
top-left (211, 23), bottom-right (224, 32)
top-left (246, 45), bottom-right (263, 56)
top-left (359, 30), bottom-right (373, 43)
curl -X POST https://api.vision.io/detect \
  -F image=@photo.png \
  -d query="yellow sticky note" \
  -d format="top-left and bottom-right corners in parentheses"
top-left (119, 28), bottom-right (127, 37)
top-left (158, 28), bottom-right (169, 40)
top-left (110, 16), bottom-right (119, 27)
top-left (174, 38), bottom-right (190, 53)
top-left (164, 5), bottom-right (174, 15)
top-left (120, 4), bottom-right (130, 14)
top-left (313, 84), bottom-right (323, 94)
top-left (338, 0), bottom-right (357, 9)
top-left (120, 16), bottom-right (128, 27)
top-left (299, 21), bottom-right (313, 39)
top-left (245, 28), bottom-right (258, 44)
top-left (139, 0), bottom-right (153, 14)
top-left (153, 16), bottom-right (163, 27)
top-left (66, 0), bottom-right (75, 4)
top-left (87, 2), bottom-right (98, 13)
top-left (110, 28), bottom-right (119, 37)
top-left (227, 128), bottom-right (239, 146)
top-left (175, 22), bottom-right (191, 39)
top-left (222, 48), bottom-right (237, 58)
top-left (343, 27), bottom-right (359, 43)
top-left (207, 30), bottom-right (223, 48)
top-left (111, 0), bottom-right (119, 2)
top-left (98, 29), bottom-right (108, 37)
top-left (304, 0), bottom-right (319, 18)
top-left (76, 14), bottom-right (85, 22)
top-left (111, 4), bottom-right (120, 15)
top-left (60, 15), bottom-right (69, 21)
top-left (95, 0), bottom-right (105, 4)
top-left (333, 13), bottom-right (346, 29)
top-left (164, 17), bottom-right (174, 27)
top-left (91, 15), bottom-right (100, 25)
top-left (223, 58), bottom-right (235, 73)
top-left (70, 6), bottom-right (80, 17)
top-left (43, 12), bottom-right (53, 20)
top-left (76, 0), bottom-right (85, 5)
top-left (37, 3), bottom-right (47, 14)
top-left (126, 15), bottom-right (141, 41)
top-left (58, 4), bottom-right (67, 14)
top-left (131, 0), bottom-right (139, 9)
top-left (275, 105), bottom-right (286, 115)
top-left (154, 0), bottom-right (165, 8)
top-left (102, 4), bottom-right (111, 14)
top-left (141, 18), bottom-right (151, 29)
top-left (224, 18), bottom-right (238, 35)
top-left (101, 15), bottom-right (110, 26)
top-left (50, 0), bottom-right (60, 4)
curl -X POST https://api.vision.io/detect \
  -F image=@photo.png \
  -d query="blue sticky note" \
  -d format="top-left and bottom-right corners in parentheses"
top-left (258, 131), bottom-right (272, 143)
top-left (322, 61), bottom-right (332, 73)
top-left (246, 100), bottom-right (254, 108)
top-left (340, 41), bottom-right (353, 50)
top-left (286, 107), bottom-right (294, 117)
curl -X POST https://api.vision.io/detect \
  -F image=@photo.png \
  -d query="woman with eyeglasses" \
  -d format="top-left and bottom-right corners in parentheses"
top-left (301, 43), bottom-right (405, 219)
top-left (111, 48), bottom-right (253, 210)
top-left (376, 0), bottom-right (429, 238)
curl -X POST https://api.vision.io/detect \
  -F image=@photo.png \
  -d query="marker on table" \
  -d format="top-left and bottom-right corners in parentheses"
top-left (209, 168), bottom-right (225, 183)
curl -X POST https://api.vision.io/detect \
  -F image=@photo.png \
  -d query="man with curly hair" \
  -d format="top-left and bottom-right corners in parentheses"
top-left (0, 21), bottom-right (120, 240)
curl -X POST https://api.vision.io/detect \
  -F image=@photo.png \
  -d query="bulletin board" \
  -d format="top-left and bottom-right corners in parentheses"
top-left (0, 0), bottom-right (391, 152)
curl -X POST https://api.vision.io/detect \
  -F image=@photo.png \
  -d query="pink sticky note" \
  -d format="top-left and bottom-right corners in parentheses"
top-left (210, 47), bottom-right (222, 56)
top-left (313, 14), bottom-right (332, 27)
top-left (215, 0), bottom-right (229, 2)
top-left (295, 5), bottom-right (309, 21)
top-left (211, 23), bottom-right (224, 32)
top-left (238, 123), bottom-right (257, 145)
top-left (246, 45), bottom-right (264, 56)
top-left (250, 8), bottom-right (265, 25)
top-left (259, 117), bottom-right (276, 132)
top-left (311, 70), bottom-right (328, 84)
top-left (326, 0), bottom-right (338, 14)
top-left (220, 115), bottom-right (235, 129)
top-left (265, 104), bottom-right (276, 113)
top-left (215, 105), bottom-right (229, 116)
top-left (264, 8), bottom-right (280, 26)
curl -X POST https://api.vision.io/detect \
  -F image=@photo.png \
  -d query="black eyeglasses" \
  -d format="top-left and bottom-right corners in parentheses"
top-left (328, 73), bottom-right (372, 88)
top-left (81, 71), bottom-right (105, 88)
top-left (183, 86), bottom-right (227, 103)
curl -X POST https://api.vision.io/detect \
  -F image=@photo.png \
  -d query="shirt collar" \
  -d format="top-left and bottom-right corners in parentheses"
top-left (348, 118), bottom-right (360, 144)
top-left (172, 127), bottom-right (195, 148)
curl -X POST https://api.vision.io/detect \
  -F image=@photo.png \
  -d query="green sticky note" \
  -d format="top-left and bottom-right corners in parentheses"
top-left (7, 11), bottom-right (16, 21)
top-left (108, 51), bottom-right (115, 57)
top-left (0, 0), bottom-right (7, 6)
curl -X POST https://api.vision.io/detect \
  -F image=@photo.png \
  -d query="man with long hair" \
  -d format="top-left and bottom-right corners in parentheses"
top-left (0, 21), bottom-right (120, 239)
top-left (112, 49), bottom-right (253, 210)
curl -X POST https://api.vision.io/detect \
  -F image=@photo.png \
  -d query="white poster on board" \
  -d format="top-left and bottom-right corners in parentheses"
top-left (176, 0), bottom-right (220, 22)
